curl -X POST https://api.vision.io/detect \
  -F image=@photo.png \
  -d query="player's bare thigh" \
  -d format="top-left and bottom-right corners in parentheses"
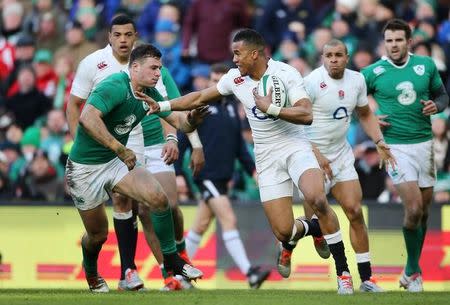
top-left (331, 179), bottom-right (363, 220)
top-left (262, 196), bottom-right (295, 242)
top-left (113, 167), bottom-right (168, 212)
top-left (153, 171), bottom-right (177, 207)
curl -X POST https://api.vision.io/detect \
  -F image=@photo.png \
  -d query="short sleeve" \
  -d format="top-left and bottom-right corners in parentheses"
top-left (87, 80), bottom-right (125, 115)
top-left (70, 56), bottom-right (96, 99)
top-left (284, 67), bottom-right (310, 105)
top-left (216, 71), bottom-right (234, 96)
top-left (356, 73), bottom-right (369, 107)
top-left (361, 67), bottom-right (373, 95)
top-left (303, 74), bottom-right (316, 103)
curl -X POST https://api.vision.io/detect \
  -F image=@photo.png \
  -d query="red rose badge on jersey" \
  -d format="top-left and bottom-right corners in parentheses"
top-left (338, 90), bottom-right (345, 100)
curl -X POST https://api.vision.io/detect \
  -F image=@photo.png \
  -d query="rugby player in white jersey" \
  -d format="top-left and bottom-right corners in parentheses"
top-left (302, 39), bottom-right (395, 292)
top-left (138, 28), bottom-right (356, 294)
top-left (66, 15), bottom-right (204, 291)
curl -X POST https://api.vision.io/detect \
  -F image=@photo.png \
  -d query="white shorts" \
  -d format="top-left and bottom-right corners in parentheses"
top-left (66, 157), bottom-right (129, 211)
top-left (127, 124), bottom-right (144, 164)
top-left (144, 143), bottom-right (175, 173)
top-left (387, 140), bottom-right (436, 188)
top-left (256, 139), bottom-right (320, 202)
top-left (298, 145), bottom-right (358, 199)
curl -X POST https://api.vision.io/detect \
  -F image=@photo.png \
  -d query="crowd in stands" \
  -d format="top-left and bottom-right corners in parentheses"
top-left (0, 0), bottom-right (449, 203)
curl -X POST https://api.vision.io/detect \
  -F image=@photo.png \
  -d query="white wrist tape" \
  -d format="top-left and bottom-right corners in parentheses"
top-left (159, 101), bottom-right (171, 112)
top-left (188, 132), bottom-right (203, 148)
top-left (266, 104), bottom-right (281, 117)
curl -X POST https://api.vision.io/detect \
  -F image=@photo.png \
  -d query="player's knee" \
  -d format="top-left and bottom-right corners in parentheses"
top-left (91, 230), bottom-right (108, 245)
top-left (345, 204), bottom-right (363, 223)
top-left (137, 205), bottom-right (151, 223)
top-left (405, 204), bottom-right (423, 227)
top-left (112, 193), bottom-right (132, 212)
top-left (273, 223), bottom-right (294, 243)
top-left (307, 194), bottom-right (329, 216)
top-left (148, 190), bottom-right (169, 212)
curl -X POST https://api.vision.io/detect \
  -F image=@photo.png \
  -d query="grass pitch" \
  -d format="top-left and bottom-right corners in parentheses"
top-left (0, 289), bottom-right (449, 305)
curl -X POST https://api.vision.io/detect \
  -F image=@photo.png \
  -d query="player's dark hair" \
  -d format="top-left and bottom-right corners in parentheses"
top-left (109, 14), bottom-right (136, 32)
top-left (232, 29), bottom-right (266, 53)
top-left (210, 63), bottom-right (230, 75)
top-left (382, 19), bottom-right (412, 40)
top-left (129, 44), bottom-right (161, 67)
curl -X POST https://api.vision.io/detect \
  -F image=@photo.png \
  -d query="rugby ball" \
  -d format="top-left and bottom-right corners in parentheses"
top-left (257, 75), bottom-right (288, 107)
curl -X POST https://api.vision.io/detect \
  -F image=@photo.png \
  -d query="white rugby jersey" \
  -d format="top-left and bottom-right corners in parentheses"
top-left (71, 45), bottom-right (129, 99)
top-left (304, 66), bottom-right (368, 158)
top-left (216, 59), bottom-right (309, 145)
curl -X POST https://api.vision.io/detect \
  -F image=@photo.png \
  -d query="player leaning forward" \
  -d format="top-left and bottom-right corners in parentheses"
top-left (139, 28), bottom-right (356, 294)
top-left (65, 44), bottom-right (208, 292)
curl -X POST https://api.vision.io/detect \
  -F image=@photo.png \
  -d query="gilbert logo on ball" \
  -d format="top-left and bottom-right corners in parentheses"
top-left (257, 75), bottom-right (287, 107)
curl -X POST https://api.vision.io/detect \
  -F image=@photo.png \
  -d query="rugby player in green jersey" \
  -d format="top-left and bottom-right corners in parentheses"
top-left (362, 19), bottom-right (449, 292)
top-left (66, 44), bottom-right (208, 292)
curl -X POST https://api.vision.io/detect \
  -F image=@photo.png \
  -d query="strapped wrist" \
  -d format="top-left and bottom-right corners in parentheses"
top-left (188, 132), bottom-right (203, 148)
top-left (159, 101), bottom-right (171, 112)
top-left (266, 104), bottom-right (281, 117)
top-left (166, 133), bottom-right (178, 143)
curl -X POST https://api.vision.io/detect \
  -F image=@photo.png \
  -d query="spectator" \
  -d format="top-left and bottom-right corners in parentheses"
top-left (0, 35), bottom-right (15, 81)
top-left (350, 47), bottom-right (374, 71)
top-left (190, 64), bottom-right (210, 92)
top-left (2, 34), bottom-right (36, 98)
top-left (153, 19), bottom-right (191, 92)
top-left (32, 49), bottom-right (58, 98)
top-left (354, 141), bottom-right (386, 200)
top-left (54, 20), bottom-right (98, 68)
top-left (53, 54), bottom-right (75, 110)
top-left (35, 12), bottom-right (66, 53)
top-left (255, 0), bottom-right (315, 51)
top-left (16, 149), bottom-right (64, 201)
top-left (272, 31), bottom-right (300, 62)
top-left (1, 1), bottom-right (25, 44)
top-left (5, 65), bottom-right (52, 130)
top-left (182, 0), bottom-right (249, 64)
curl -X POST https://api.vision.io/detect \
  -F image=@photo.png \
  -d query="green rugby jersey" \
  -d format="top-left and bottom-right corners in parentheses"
top-left (69, 71), bottom-right (166, 164)
top-left (142, 66), bottom-right (181, 147)
top-left (362, 54), bottom-right (443, 144)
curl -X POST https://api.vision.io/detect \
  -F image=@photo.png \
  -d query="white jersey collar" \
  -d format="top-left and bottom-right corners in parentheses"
top-left (382, 52), bottom-right (413, 69)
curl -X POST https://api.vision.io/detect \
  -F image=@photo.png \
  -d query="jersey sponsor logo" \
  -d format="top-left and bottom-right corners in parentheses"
top-left (413, 65), bottom-right (425, 76)
top-left (333, 106), bottom-right (349, 121)
top-left (395, 81), bottom-right (417, 105)
top-left (97, 61), bottom-right (108, 70)
top-left (320, 81), bottom-right (327, 89)
top-left (233, 76), bottom-right (244, 85)
top-left (373, 66), bottom-right (385, 76)
top-left (114, 114), bottom-right (136, 135)
top-left (338, 90), bottom-right (345, 100)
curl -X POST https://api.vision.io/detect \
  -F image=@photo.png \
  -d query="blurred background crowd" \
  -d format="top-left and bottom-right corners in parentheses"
top-left (0, 0), bottom-right (449, 204)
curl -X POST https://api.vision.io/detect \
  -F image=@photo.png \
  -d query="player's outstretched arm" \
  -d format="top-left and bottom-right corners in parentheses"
top-left (66, 94), bottom-right (87, 137)
top-left (162, 106), bottom-right (211, 133)
top-left (168, 86), bottom-right (222, 111)
top-left (253, 87), bottom-right (313, 125)
top-left (79, 104), bottom-right (136, 169)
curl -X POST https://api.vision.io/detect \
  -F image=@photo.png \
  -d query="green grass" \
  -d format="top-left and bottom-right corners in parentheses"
top-left (0, 290), bottom-right (449, 305)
